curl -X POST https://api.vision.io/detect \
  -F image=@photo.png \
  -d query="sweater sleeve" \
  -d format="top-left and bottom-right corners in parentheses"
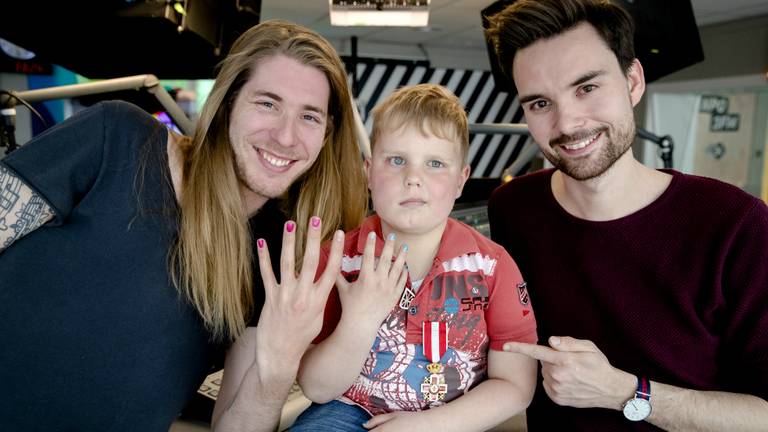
top-left (720, 199), bottom-right (768, 400)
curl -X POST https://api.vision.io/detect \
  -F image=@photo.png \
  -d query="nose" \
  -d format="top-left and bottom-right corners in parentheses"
top-left (404, 165), bottom-right (422, 187)
top-left (553, 100), bottom-right (586, 137)
top-left (269, 114), bottom-right (298, 148)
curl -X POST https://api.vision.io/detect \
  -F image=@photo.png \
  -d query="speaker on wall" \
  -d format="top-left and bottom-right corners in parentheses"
top-left (0, 0), bottom-right (261, 79)
top-left (481, 0), bottom-right (705, 94)
top-left (619, 0), bottom-right (704, 83)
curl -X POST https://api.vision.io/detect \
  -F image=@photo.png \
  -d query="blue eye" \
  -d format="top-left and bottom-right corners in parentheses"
top-left (427, 160), bottom-right (445, 168)
top-left (257, 100), bottom-right (274, 109)
top-left (389, 156), bottom-right (405, 166)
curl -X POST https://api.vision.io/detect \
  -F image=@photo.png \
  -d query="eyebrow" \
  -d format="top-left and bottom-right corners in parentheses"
top-left (518, 70), bottom-right (607, 104)
top-left (570, 70), bottom-right (606, 87)
top-left (252, 90), bottom-right (327, 116)
top-left (519, 93), bottom-right (544, 104)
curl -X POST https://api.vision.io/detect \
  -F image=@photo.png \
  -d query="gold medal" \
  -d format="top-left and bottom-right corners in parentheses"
top-left (421, 322), bottom-right (449, 403)
top-left (421, 362), bottom-right (447, 402)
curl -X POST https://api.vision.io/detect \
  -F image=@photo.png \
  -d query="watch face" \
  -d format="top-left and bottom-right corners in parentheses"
top-left (623, 397), bottom-right (652, 421)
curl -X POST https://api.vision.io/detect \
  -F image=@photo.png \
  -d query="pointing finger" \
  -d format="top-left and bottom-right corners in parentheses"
top-left (549, 336), bottom-right (600, 353)
top-left (503, 342), bottom-right (563, 364)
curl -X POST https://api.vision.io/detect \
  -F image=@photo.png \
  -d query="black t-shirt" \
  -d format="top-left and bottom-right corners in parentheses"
top-left (0, 101), bottom-right (279, 430)
top-left (247, 198), bottom-right (285, 327)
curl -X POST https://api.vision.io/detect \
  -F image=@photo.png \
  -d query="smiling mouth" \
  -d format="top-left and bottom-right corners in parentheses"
top-left (257, 148), bottom-right (295, 168)
top-left (561, 132), bottom-right (601, 151)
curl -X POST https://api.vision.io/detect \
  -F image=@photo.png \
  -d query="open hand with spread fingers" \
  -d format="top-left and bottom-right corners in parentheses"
top-left (336, 231), bottom-right (409, 327)
top-left (254, 216), bottom-right (346, 364)
top-left (504, 336), bottom-right (635, 410)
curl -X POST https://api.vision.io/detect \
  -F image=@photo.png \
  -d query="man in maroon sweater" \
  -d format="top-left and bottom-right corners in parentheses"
top-left (485, 0), bottom-right (768, 430)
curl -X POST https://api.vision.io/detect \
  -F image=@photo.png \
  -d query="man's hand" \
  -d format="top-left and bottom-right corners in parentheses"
top-left (336, 232), bottom-right (408, 326)
top-left (504, 336), bottom-right (634, 410)
top-left (212, 217), bottom-right (345, 431)
top-left (255, 217), bottom-right (345, 366)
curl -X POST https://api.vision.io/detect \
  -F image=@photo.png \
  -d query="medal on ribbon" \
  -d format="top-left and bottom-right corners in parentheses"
top-left (420, 321), bottom-right (448, 402)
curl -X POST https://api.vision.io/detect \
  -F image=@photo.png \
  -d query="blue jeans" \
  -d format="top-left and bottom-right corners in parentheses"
top-left (289, 400), bottom-right (372, 432)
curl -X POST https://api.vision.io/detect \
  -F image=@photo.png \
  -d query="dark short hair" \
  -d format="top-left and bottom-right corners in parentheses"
top-left (486, 0), bottom-right (635, 86)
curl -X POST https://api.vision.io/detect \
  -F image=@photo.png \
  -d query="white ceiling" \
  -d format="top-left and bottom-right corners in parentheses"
top-left (260, 0), bottom-right (768, 69)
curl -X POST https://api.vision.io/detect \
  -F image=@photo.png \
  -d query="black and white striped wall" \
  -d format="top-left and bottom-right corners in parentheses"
top-left (348, 61), bottom-right (532, 179)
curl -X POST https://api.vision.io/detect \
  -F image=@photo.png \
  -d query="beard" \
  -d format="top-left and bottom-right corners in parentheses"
top-left (231, 137), bottom-right (310, 202)
top-left (543, 118), bottom-right (636, 181)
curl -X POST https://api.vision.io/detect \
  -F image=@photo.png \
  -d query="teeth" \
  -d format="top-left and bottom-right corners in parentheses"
top-left (563, 134), bottom-right (597, 150)
top-left (260, 150), bottom-right (291, 167)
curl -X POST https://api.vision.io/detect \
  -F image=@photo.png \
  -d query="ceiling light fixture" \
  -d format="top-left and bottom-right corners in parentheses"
top-left (329, 0), bottom-right (430, 27)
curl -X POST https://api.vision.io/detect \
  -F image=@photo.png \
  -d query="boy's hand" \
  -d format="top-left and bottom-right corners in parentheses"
top-left (336, 231), bottom-right (408, 326)
top-left (363, 411), bottom-right (425, 431)
top-left (254, 217), bottom-right (345, 367)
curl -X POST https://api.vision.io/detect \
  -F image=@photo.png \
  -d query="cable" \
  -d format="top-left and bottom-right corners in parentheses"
top-left (0, 90), bottom-right (48, 128)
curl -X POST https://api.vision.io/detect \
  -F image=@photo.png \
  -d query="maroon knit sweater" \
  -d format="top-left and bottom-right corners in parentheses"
top-left (488, 168), bottom-right (768, 431)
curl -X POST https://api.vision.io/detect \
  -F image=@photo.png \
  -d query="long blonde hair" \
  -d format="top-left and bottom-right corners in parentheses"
top-left (172, 20), bottom-right (368, 342)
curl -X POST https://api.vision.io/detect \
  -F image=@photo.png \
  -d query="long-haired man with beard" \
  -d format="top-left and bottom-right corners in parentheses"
top-left (0, 20), bottom-right (367, 432)
top-left (486, 0), bottom-right (768, 430)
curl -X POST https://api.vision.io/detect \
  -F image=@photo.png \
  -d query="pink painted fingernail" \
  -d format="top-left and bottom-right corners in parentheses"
top-left (257, 238), bottom-right (265, 248)
top-left (286, 221), bottom-right (295, 233)
top-left (311, 216), bottom-right (321, 228)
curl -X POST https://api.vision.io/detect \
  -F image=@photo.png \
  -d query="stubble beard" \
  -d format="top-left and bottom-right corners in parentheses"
top-left (544, 118), bottom-right (636, 181)
top-left (234, 151), bottom-right (291, 202)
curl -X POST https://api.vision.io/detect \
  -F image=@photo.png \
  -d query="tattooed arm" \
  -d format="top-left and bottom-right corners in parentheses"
top-left (0, 164), bottom-right (54, 253)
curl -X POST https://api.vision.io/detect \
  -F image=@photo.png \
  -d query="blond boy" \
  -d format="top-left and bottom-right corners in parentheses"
top-left (293, 84), bottom-right (537, 431)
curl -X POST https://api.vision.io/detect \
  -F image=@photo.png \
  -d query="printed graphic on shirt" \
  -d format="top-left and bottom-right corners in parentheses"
top-left (441, 253), bottom-right (497, 276)
top-left (430, 273), bottom-right (489, 308)
top-left (332, 223), bottom-right (535, 416)
top-left (517, 282), bottom-right (529, 306)
top-left (341, 308), bottom-right (485, 415)
top-left (443, 297), bottom-right (459, 314)
top-left (422, 272), bottom-right (491, 352)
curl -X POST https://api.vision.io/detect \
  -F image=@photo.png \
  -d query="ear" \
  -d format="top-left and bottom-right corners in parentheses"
top-left (455, 164), bottom-right (471, 199)
top-left (627, 59), bottom-right (646, 108)
top-left (364, 157), bottom-right (372, 189)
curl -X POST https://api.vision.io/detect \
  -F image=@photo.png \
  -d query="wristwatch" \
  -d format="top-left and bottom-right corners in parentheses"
top-left (622, 376), bottom-right (652, 421)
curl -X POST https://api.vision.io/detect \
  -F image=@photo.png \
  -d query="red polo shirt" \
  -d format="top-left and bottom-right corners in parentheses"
top-left (315, 215), bottom-right (537, 415)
